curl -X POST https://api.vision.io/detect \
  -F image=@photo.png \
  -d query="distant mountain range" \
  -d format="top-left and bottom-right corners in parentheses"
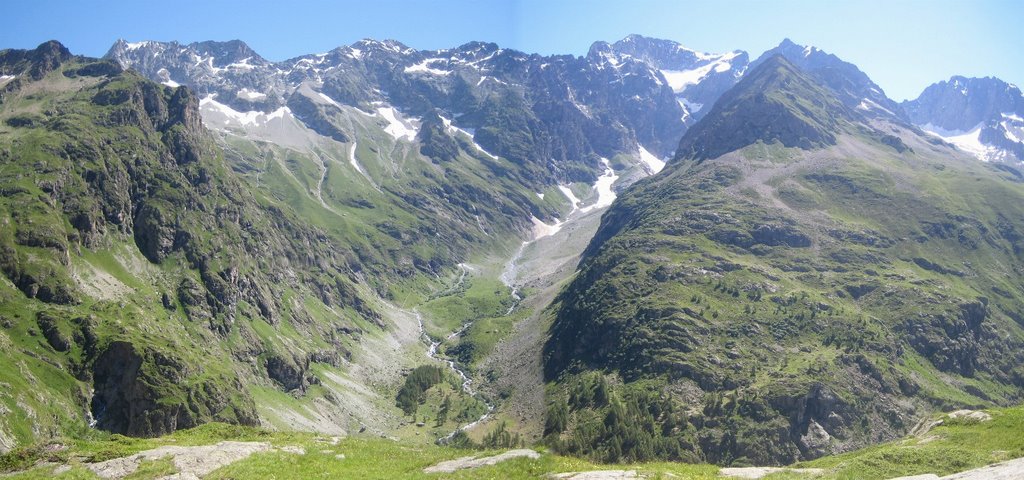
top-left (104, 35), bottom-right (1024, 169)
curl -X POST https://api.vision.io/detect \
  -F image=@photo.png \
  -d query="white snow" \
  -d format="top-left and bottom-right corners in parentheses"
top-left (375, 106), bottom-right (419, 141)
top-left (266, 108), bottom-right (288, 121)
top-left (557, 185), bottom-right (582, 213)
top-left (856, 98), bottom-right (896, 116)
top-left (404, 59), bottom-right (450, 75)
top-left (439, 115), bottom-right (499, 159)
top-left (660, 68), bottom-right (711, 93)
top-left (225, 57), bottom-right (256, 71)
top-left (921, 123), bottom-right (968, 138)
top-left (638, 145), bottom-right (666, 174)
top-left (674, 44), bottom-right (718, 61)
top-left (531, 216), bottom-right (564, 238)
top-left (236, 88), bottom-right (267, 101)
top-left (124, 41), bottom-right (151, 51)
top-left (579, 158), bottom-right (619, 213)
top-left (348, 47), bottom-right (363, 59)
top-left (659, 52), bottom-right (740, 94)
top-left (348, 142), bottom-right (370, 177)
top-left (199, 94), bottom-right (291, 128)
top-left (0, 75), bottom-right (13, 86)
top-left (536, 192), bottom-right (545, 200)
top-left (317, 92), bottom-right (343, 109)
top-left (1001, 115), bottom-right (1024, 144)
top-left (154, 68), bottom-right (179, 87)
top-left (922, 122), bottom-right (1011, 162)
top-left (679, 97), bottom-right (704, 115)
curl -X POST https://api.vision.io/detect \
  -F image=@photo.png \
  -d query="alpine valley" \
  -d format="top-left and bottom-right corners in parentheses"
top-left (1, 31), bottom-right (1024, 479)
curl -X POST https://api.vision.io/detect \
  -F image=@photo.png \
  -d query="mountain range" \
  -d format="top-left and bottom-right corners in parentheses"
top-left (1, 32), bottom-right (1023, 472)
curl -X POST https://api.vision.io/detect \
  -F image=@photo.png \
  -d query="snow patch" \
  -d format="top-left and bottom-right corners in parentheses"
top-left (237, 88), bottom-right (267, 101)
top-left (579, 158), bottom-right (619, 213)
top-left (317, 92), bottom-right (342, 109)
top-left (536, 192), bottom-right (545, 200)
top-left (124, 41), bottom-right (151, 51)
top-left (679, 97), bottom-right (703, 116)
top-left (856, 98), bottom-right (895, 116)
top-left (558, 185), bottom-right (581, 213)
top-left (638, 145), bottom-right (666, 174)
top-left (0, 75), bottom-right (14, 84)
top-left (199, 94), bottom-right (291, 128)
top-left (348, 143), bottom-right (370, 179)
top-left (659, 52), bottom-right (740, 94)
top-left (225, 57), bottom-right (256, 71)
top-left (375, 106), bottom-right (420, 141)
top-left (404, 59), bottom-right (450, 75)
top-left (531, 216), bottom-right (564, 239)
top-left (1001, 113), bottom-right (1024, 145)
top-left (922, 123), bottom-right (1011, 162)
top-left (439, 115), bottom-right (499, 159)
top-left (155, 68), bottom-right (179, 87)
top-left (675, 44), bottom-right (718, 61)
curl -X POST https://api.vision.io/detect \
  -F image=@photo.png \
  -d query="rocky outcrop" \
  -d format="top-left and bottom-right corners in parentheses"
top-left (90, 341), bottom-right (258, 436)
top-left (265, 352), bottom-right (309, 392)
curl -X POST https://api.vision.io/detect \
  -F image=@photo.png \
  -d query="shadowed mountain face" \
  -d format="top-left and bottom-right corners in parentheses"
top-left (543, 55), bottom-right (1024, 466)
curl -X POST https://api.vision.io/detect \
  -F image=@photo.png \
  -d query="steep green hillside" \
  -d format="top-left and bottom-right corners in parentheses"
top-left (543, 56), bottom-right (1024, 465)
top-left (0, 42), bottom-right (425, 447)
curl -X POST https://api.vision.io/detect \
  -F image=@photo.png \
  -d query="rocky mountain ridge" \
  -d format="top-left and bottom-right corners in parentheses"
top-left (903, 76), bottom-right (1024, 163)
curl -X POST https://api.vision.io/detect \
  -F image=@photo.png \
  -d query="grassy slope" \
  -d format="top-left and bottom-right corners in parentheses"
top-left (4, 404), bottom-right (1024, 479)
top-left (0, 42), bottom-right (580, 450)
top-left (543, 123), bottom-right (1024, 464)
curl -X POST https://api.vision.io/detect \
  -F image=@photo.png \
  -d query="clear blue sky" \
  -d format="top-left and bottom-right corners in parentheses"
top-left (3, 0), bottom-right (1021, 101)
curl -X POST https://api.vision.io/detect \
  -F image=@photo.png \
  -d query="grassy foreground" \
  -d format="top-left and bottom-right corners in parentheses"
top-left (2, 405), bottom-right (1022, 479)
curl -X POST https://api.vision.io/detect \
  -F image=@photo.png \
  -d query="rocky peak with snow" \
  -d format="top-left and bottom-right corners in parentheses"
top-left (904, 76), bottom-right (1024, 163)
top-left (595, 34), bottom-right (749, 124)
top-left (750, 38), bottom-right (906, 121)
top-left (105, 36), bottom-right (689, 187)
top-left (189, 40), bottom-right (268, 67)
top-left (904, 76), bottom-right (1024, 132)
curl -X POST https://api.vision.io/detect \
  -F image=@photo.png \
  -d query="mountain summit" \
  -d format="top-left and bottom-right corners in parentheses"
top-left (674, 54), bottom-right (854, 161)
top-left (750, 39), bottom-right (906, 121)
